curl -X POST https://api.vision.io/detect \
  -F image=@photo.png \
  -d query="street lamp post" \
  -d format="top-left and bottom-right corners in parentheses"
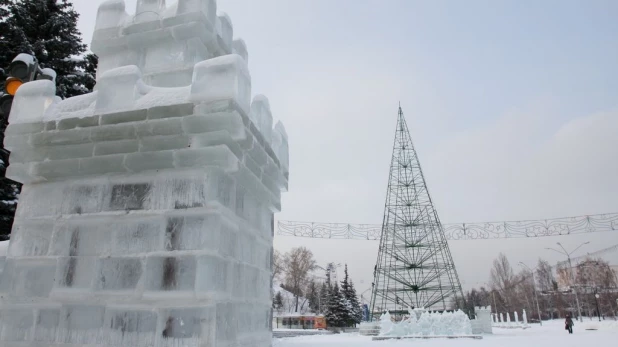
top-left (594, 289), bottom-right (601, 322)
top-left (519, 262), bottom-right (543, 326)
top-left (492, 290), bottom-right (498, 315)
top-left (546, 241), bottom-right (589, 322)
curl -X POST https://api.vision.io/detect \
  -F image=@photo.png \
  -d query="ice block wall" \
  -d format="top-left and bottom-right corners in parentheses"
top-left (471, 306), bottom-right (493, 335)
top-left (0, 0), bottom-right (288, 346)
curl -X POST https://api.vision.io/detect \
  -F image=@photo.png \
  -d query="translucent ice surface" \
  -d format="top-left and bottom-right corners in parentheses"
top-left (58, 305), bottom-right (105, 344)
top-left (8, 221), bottom-right (53, 256)
top-left (9, 80), bottom-right (57, 124)
top-left (190, 54), bottom-right (251, 114)
top-left (233, 39), bottom-right (248, 62)
top-left (94, 0), bottom-right (128, 31)
top-left (379, 309), bottom-right (473, 337)
top-left (95, 66), bottom-right (142, 114)
top-left (175, 0), bottom-right (217, 28)
top-left (160, 307), bottom-right (215, 347)
top-left (145, 256), bottom-right (197, 292)
top-left (103, 309), bottom-right (157, 347)
top-left (35, 309), bottom-right (61, 342)
top-left (250, 95), bottom-right (273, 144)
top-left (55, 257), bottom-right (96, 290)
top-left (1, 259), bottom-right (56, 297)
top-left (96, 257), bottom-right (143, 291)
top-left (112, 217), bottom-right (165, 255)
top-left (135, 0), bottom-right (166, 22)
top-left (0, 309), bottom-right (34, 342)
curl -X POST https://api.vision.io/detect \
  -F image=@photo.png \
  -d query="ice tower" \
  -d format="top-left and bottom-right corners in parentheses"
top-left (0, 0), bottom-right (289, 346)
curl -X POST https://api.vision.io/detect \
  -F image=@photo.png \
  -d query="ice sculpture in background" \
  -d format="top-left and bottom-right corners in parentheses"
top-left (379, 311), bottom-right (395, 336)
top-left (379, 308), bottom-right (474, 337)
top-left (470, 306), bottom-right (493, 335)
top-left (0, 0), bottom-right (288, 346)
top-left (492, 310), bottom-right (531, 329)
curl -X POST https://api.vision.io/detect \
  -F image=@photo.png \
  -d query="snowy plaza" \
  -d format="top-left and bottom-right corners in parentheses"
top-left (274, 320), bottom-right (618, 347)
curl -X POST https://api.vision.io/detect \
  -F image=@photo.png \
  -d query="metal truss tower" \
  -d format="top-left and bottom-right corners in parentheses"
top-left (370, 106), bottom-right (464, 316)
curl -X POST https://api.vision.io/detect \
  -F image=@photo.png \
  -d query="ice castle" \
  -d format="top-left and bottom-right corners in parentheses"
top-left (0, 0), bottom-right (288, 346)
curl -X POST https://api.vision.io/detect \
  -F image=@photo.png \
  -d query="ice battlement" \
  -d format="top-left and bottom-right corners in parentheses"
top-left (4, 63), bottom-right (289, 206)
top-left (471, 306), bottom-right (493, 335)
top-left (92, 0), bottom-right (246, 87)
top-left (4, 1), bottom-right (289, 196)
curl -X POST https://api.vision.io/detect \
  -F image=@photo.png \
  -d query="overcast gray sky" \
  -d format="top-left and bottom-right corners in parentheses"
top-left (73, 0), bottom-right (618, 297)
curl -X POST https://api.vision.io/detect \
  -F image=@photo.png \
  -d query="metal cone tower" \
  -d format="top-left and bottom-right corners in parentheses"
top-left (370, 106), bottom-right (464, 315)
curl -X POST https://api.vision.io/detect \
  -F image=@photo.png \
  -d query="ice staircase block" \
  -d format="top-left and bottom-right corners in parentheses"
top-left (0, 1), bottom-right (287, 346)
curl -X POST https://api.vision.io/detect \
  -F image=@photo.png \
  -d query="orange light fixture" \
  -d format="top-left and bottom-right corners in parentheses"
top-left (5, 77), bottom-right (23, 96)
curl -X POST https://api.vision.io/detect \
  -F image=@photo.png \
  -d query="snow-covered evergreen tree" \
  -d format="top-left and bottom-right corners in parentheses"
top-left (340, 264), bottom-right (363, 326)
top-left (319, 282), bottom-right (329, 314)
top-left (0, 149), bottom-right (18, 241)
top-left (346, 280), bottom-right (363, 325)
top-left (0, 0), bottom-right (97, 98)
top-left (324, 283), bottom-right (347, 328)
top-left (273, 291), bottom-right (284, 313)
top-left (339, 264), bottom-right (352, 325)
top-left (306, 280), bottom-right (320, 314)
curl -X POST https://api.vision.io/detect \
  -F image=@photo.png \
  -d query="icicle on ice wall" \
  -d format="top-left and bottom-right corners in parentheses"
top-left (0, 1), bottom-right (288, 346)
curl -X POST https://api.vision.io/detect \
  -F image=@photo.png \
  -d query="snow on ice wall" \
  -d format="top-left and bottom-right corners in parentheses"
top-left (0, 0), bottom-right (288, 346)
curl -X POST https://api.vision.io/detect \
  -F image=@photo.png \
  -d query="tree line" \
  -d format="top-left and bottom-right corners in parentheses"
top-left (464, 252), bottom-right (618, 321)
top-left (272, 247), bottom-right (363, 328)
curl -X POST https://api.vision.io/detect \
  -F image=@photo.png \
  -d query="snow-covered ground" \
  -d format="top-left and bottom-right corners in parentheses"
top-left (0, 240), bottom-right (8, 256)
top-left (273, 319), bottom-right (618, 346)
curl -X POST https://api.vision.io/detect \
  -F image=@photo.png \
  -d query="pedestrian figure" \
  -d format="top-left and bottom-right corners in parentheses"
top-left (565, 315), bottom-right (574, 334)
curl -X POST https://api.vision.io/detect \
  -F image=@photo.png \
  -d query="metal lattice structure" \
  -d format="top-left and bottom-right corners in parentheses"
top-left (277, 212), bottom-right (618, 241)
top-left (370, 106), bottom-right (464, 316)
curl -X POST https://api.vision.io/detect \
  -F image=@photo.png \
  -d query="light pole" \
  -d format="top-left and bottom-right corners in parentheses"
top-left (594, 290), bottom-right (601, 322)
top-left (546, 241), bottom-right (589, 322)
top-left (519, 262), bottom-right (543, 326)
top-left (492, 290), bottom-right (498, 315)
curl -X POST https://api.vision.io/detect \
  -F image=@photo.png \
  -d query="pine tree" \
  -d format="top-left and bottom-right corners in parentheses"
top-left (273, 291), bottom-right (284, 312)
top-left (339, 264), bottom-right (352, 326)
top-left (0, 78), bottom-right (17, 240)
top-left (324, 283), bottom-right (347, 328)
top-left (306, 280), bottom-right (320, 314)
top-left (340, 264), bottom-right (363, 327)
top-left (319, 282), bottom-right (329, 314)
top-left (0, 151), bottom-right (18, 241)
top-left (325, 263), bottom-right (333, 288)
top-left (0, 0), bottom-right (97, 239)
top-left (347, 280), bottom-right (363, 325)
top-left (0, 0), bottom-right (96, 98)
